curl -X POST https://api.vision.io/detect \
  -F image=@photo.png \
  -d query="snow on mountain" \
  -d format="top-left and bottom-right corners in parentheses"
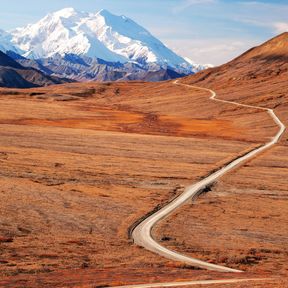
top-left (184, 57), bottom-right (213, 72)
top-left (0, 29), bottom-right (20, 54)
top-left (10, 8), bottom-right (192, 69)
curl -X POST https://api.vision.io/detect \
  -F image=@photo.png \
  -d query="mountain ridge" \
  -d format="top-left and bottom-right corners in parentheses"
top-left (233, 32), bottom-right (288, 62)
top-left (10, 7), bottom-right (197, 71)
top-left (0, 7), bottom-right (214, 83)
top-left (181, 32), bottom-right (288, 118)
top-left (0, 50), bottom-right (72, 88)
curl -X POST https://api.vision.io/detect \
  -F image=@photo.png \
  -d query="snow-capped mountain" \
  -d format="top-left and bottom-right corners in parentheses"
top-left (184, 57), bottom-right (213, 73)
top-left (11, 8), bottom-right (192, 70)
top-left (0, 29), bottom-right (20, 54)
top-left (0, 8), bottom-right (213, 82)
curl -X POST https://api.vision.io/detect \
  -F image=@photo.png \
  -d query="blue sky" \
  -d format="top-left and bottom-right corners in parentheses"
top-left (0, 0), bottom-right (287, 65)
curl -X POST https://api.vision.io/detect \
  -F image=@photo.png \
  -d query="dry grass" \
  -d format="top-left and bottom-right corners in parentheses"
top-left (154, 36), bottom-right (288, 287)
top-left (0, 79), bottom-right (284, 287)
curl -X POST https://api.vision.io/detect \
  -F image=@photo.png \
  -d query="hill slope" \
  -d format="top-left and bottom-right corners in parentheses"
top-left (0, 33), bottom-right (286, 287)
top-left (155, 32), bottom-right (288, 285)
top-left (183, 32), bottom-right (288, 100)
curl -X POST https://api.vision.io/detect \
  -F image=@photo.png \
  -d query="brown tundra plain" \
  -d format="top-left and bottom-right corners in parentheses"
top-left (0, 33), bottom-right (287, 287)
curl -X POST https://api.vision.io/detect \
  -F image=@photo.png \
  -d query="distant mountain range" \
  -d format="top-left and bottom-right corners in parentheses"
top-left (0, 50), bottom-right (70, 88)
top-left (0, 8), bottom-right (211, 86)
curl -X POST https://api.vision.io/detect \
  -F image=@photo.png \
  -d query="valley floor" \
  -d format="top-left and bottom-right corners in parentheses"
top-left (0, 81), bottom-right (287, 287)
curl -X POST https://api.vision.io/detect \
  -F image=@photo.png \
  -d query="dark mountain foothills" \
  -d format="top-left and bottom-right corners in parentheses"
top-left (10, 52), bottom-right (185, 83)
top-left (1, 32), bottom-right (287, 89)
top-left (0, 51), bottom-right (72, 88)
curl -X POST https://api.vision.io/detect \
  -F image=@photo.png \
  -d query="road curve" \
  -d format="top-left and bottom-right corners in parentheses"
top-left (131, 80), bottom-right (286, 273)
top-left (112, 278), bottom-right (271, 288)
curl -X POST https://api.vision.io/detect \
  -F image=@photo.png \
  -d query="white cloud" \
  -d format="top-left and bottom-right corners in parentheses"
top-left (163, 38), bottom-right (262, 65)
top-left (173, 0), bottom-right (217, 13)
top-left (224, 1), bottom-right (288, 27)
top-left (184, 0), bottom-right (216, 4)
top-left (273, 22), bottom-right (288, 34)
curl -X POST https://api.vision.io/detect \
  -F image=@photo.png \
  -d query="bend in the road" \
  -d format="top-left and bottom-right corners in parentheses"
top-left (112, 278), bottom-right (272, 288)
top-left (131, 80), bottom-right (285, 273)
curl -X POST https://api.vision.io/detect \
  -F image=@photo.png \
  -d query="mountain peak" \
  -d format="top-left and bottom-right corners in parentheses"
top-left (96, 9), bottom-right (132, 25)
top-left (0, 28), bottom-right (19, 54)
top-left (52, 7), bottom-right (77, 18)
top-left (97, 9), bottom-right (113, 17)
top-left (9, 8), bottom-right (195, 70)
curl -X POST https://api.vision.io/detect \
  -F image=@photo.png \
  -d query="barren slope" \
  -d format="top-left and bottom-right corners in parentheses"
top-left (155, 33), bottom-right (288, 285)
top-left (0, 77), bottom-right (279, 287)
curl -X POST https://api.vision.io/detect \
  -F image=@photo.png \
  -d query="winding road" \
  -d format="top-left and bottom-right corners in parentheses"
top-left (131, 80), bottom-right (286, 274)
top-left (113, 278), bottom-right (271, 288)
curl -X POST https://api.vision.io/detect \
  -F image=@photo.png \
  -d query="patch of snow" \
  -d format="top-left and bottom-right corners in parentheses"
top-left (184, 57), bottom-right (213, 72)
top-left (0, 29), bottom-right (20, 54)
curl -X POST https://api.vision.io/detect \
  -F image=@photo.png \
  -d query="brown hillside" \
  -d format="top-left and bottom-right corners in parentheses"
top-left (183, 32), bottom-right (288, 97)
top-left (0, 33), bottom-right (287, 287)
top-left (238, 32), bottom-right (288, 60)
top-left (156, 33), bottom-right (288, 286)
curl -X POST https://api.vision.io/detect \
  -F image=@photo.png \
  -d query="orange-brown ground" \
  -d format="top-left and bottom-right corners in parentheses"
top-left (0, 32), bottom-right (287, 288)
top-left (0, 77), bottom-right (284, 288)
top-left (154, 33), bottom-right (288, 287)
